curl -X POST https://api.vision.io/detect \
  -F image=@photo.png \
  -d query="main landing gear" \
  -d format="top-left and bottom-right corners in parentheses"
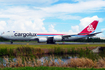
top-left (10, 40), bottom-right (13, 44)
top-left (47, 37), bottom-right (56, 44)
top-left (47, 40), bottom-right (55, 44)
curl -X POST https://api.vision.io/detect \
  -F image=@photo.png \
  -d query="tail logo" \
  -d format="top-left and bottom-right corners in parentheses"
top-left (87, 24), bottom-right (94, 32)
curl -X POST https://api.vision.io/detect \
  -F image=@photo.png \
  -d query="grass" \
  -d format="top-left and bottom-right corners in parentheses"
top-left (0, 44), bottom-right (105, 69)
top-left (1, 57), bottom-right (105, 68)
top-left (67, 47), bottom-right (99, 60)
top-left (0, 44), bottom-right (103, 59)
top-left (0, 44), bottom-right (105, 49)
top-left (0, 45), bottom-right (44, 57)
top-left (47, 47), bottom-right (99, 60)
top-left (0, 44), bottom-right (104, 61)
top-left (0, 67), bottom-right (105, 70)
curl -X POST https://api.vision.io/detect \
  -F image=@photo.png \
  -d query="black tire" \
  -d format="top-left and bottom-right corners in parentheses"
top-left (10, 41), bottom-right (13, 44)
top-left (47, 40), bottom-right (55, 44)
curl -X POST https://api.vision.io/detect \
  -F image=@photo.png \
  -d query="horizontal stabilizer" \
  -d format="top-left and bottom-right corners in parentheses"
top-left (88, 32), bottom-right (102, 36)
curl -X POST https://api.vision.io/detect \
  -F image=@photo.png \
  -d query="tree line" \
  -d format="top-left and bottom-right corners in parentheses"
top-left (71, 38), bottom-right (105, 42)
top-left (0, 37), bottom-right (105, 42)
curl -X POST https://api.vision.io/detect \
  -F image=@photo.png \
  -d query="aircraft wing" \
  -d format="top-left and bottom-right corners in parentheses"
top-left (62, 32), bottom-right (102, 38)
top-left (62, 34), bottom-right (77, 37)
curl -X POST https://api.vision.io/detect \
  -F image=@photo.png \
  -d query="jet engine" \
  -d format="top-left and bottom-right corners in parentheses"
top-left (53, 36), bottom-right (62, 41)
top-left (38, 38), bottom-right (47, 43)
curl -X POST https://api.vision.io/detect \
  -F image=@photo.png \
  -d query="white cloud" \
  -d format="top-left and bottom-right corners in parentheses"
top-left (100, 28), bottom-right (105, 37)
top-left (101, 28), bottom-right (105, 31)
top-left (1, 19), bottom-right (47, 33)
top-left (80, 16), bottom-right (103, 28)
top-left (8, 19), bottom-right (47, 32)
top-left (41, 0), bottom-right (105, 13)
top-left (48, 24), bottom-right (57, 32)
top-left (0, 0), bottom-right (105, 21)
top-left (0, 6), bottom-right (82, 33)
top-left (68, 25), bottom-right (80, 34)
top-left (0, 21), bottom-right (7, 30)
top-left (0, 7), bottom-right (47, 20)
top-left (96, 33), bottom-right (105, 37)
top-left (73, 0), bottom-right (102, 2)
top-left (0, 7), bottom-right (47, 33)
top-left (71, 25), bottom-right (80, 33)
top-left (100, 37), bottom-right (105, 40)
top-left (58, 14), bottom-right (81, 20)
top-left (0, 0), bottom-right (58, 6)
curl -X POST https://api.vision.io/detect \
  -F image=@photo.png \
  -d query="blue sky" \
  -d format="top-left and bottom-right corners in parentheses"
top-left (0, 0), bottom-right (105, 38)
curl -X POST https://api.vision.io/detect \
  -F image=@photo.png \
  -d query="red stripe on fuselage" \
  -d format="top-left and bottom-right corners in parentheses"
top-left (37, 34), bottom-right (66, 35)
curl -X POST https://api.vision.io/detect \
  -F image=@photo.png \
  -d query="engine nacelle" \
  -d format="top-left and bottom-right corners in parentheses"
top-left (53, 36), bottom-right (62, 41)
top-left (38, 38), bottom-right (47, 43)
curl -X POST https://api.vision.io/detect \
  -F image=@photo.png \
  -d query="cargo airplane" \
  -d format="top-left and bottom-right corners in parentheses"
top-left (0, 20), bottom-right (101, 44)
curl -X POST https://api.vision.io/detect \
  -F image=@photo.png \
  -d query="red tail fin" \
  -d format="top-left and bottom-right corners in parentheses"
top-left (78, 20), bottom-right (98, 35)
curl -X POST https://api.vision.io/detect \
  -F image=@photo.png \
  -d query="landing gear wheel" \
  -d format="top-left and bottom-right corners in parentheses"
top-left (47, 41), bottom-right (55, 44)
top-left (10, 41), bottom-right (13, 44)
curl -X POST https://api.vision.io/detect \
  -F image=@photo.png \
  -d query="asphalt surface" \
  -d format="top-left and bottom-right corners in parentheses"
top-left (0, 42), bottom-right (105, 45)
top-left (57, 42), bottom-right (105, 45)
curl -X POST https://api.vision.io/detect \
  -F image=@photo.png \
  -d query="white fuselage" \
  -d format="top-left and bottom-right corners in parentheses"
top-left (1, 31), bottom-right (89, 41)
top-left (1, 31), bottom-right (70, 40)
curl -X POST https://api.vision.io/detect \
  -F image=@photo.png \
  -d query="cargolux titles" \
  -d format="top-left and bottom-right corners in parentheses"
top-left (14, 33), bottom-right (37, 37)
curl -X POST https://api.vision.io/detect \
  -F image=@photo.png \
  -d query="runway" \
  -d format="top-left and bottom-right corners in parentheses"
top-left (56, 42), bottom-right (105, 45)
top-left (0, 42), bottom-right (105, 45)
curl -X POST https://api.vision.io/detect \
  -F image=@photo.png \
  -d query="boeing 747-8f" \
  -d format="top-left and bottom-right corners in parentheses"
top-left (0, 20), bottom-right (101, 44)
